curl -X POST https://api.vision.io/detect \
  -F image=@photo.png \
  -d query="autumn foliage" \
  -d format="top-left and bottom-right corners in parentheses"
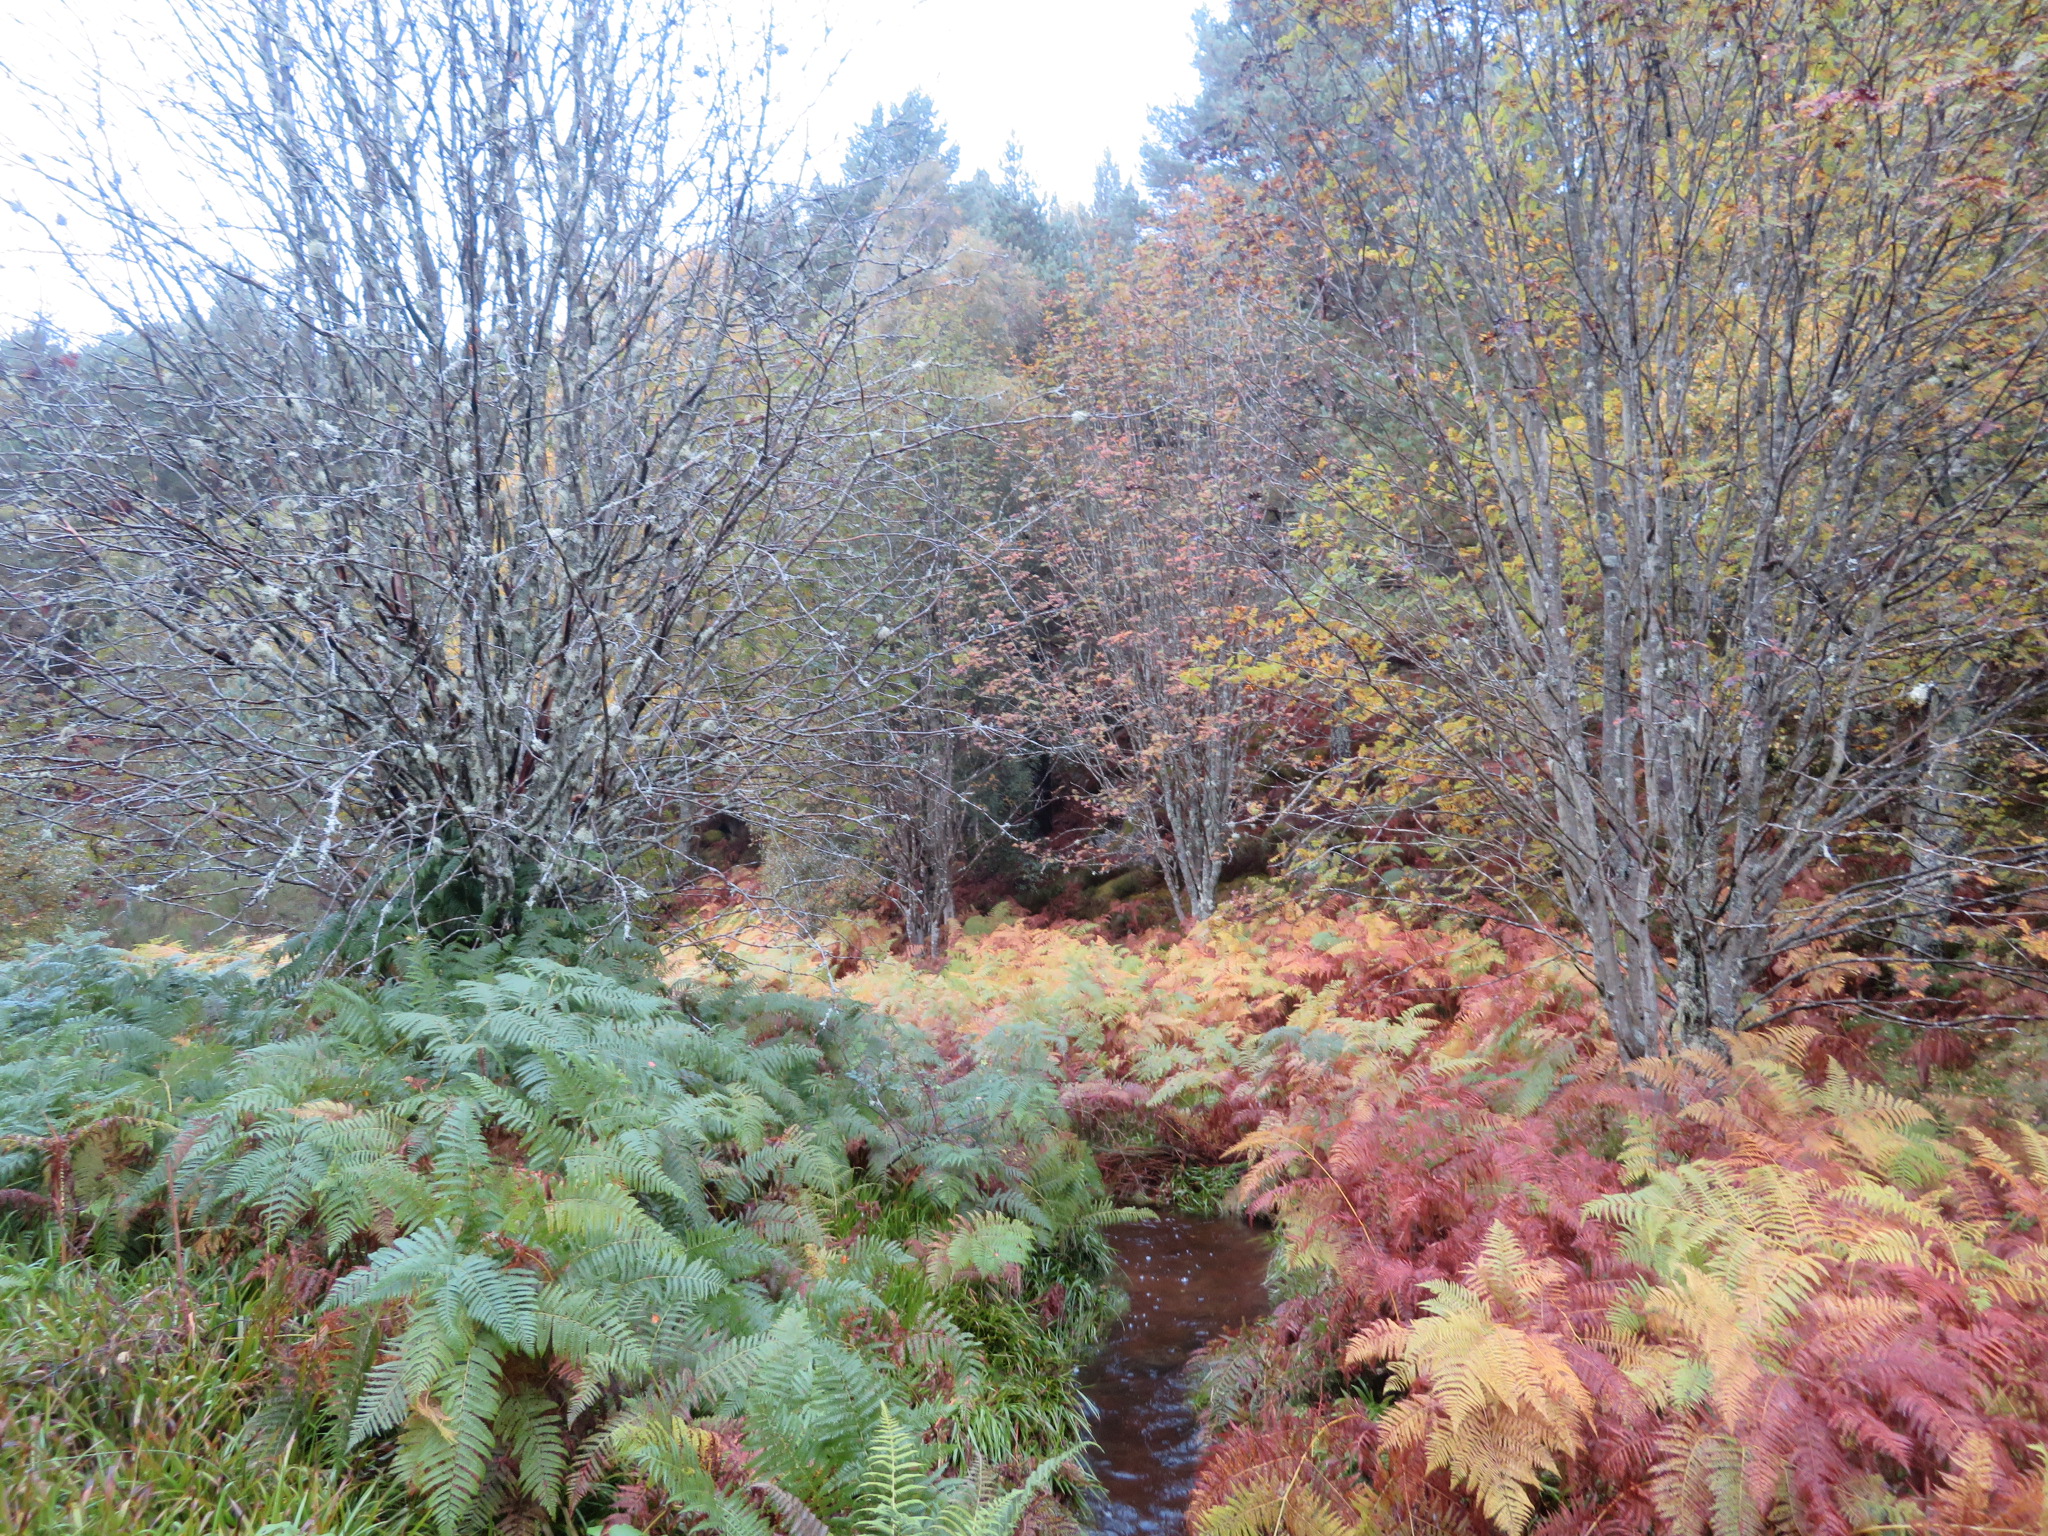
top-left (762, 893), bottom-right (2048, 1536)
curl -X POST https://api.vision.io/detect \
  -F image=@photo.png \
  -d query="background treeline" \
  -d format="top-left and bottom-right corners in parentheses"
top-left (4, 0), bottom-right (2048, 1532)
top-left (6, 0), bottom-right (2045, 1055)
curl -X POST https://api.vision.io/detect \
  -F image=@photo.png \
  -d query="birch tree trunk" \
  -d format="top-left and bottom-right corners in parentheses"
top-left (0, 0), bottom-right (937, 937)
top-left (1897, 669), bottom-right (1982, 962)
top-left (1189, 0), bottom-right (2048, 1052)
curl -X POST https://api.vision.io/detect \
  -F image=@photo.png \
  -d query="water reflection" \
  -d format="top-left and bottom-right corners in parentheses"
top-left (1082, 1214), bottom-right (1270, 1536)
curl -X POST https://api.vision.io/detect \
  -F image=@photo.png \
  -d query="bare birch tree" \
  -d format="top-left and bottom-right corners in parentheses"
top-left (1197, 0), bottom-right (2048, 1052)
top-left (0, 0), bottom-right (935, 937)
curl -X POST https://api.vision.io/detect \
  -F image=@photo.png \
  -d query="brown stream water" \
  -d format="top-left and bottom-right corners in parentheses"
top-left (1082, 1214), bottom-right (1271, 1536)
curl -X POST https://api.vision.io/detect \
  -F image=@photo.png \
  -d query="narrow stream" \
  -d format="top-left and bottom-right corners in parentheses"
top-left (1082, 1214), bottom-right (1270, 1536)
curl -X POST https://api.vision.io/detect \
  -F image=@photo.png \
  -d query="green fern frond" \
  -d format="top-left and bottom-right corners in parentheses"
top-left (858, 1404), bottom-right (935, 1536)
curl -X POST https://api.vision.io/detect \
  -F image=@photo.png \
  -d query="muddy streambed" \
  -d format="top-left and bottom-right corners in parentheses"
top-left (1082, 1214), bottom-right (1271, 1536)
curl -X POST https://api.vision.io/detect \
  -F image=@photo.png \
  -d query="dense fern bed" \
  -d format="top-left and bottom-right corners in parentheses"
top-left (10, 919), bottom-right (2048, 1536)
top-left (0, 936), bottom-right (1132, 1536)
top-left (704, 907), bottom-right (2048, 1536)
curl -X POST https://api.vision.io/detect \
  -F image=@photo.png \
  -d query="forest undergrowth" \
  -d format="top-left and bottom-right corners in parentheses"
top-left (0, 925), bottom-right (1136, 1536)
top-left (701, 891), bottom-right (2048, 1536)
top-left (5, 891), bottom-right (2048, 1536)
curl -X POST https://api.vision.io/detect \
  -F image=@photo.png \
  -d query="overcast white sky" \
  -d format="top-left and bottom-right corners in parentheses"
top-left (764, 0), bottom-right (1202, 192)
top-left (0, 0), bottom-right (1204, 333)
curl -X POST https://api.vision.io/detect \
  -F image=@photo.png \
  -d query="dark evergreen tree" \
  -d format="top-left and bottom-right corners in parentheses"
top-left (957, 140), bottom-right (1077, 276)
top-left (1089, 154), bottom-right (1144, 249)
top-left (1144, 0), bottom-right (1343, 194)
top-left (841, 90), bottom-right (958, 195)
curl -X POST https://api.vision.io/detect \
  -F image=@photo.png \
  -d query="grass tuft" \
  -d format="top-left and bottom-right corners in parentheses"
top-left (0, 1246), bottom-right (429, 1536)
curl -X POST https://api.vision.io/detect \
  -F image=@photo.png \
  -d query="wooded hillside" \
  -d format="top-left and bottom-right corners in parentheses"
top-left (2, 1), bottom-right (2045, 1533)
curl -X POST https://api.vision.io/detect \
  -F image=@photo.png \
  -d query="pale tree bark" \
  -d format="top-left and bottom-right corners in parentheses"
top-left (1150, 696), bottom-right (1247, 928)
top-left (0, 0), bottom-right (943, 938)
top-left (1896, 668), bottom-right (1982, 962)
top-left (1225, 0), bottom-right (2048, 1053)
top-left (874, 687), bottom-right (961, 959)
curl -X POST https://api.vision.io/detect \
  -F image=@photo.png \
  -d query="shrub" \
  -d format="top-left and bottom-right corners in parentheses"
top-left (0, 933), bottom-right (1129, 1535)
top-left (809, 895), bottom-right (2048, 1536)
top-left (0, 938), bottom-right (281, 1250)
top-left (168, 952), bottom-right (1123, 1533)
